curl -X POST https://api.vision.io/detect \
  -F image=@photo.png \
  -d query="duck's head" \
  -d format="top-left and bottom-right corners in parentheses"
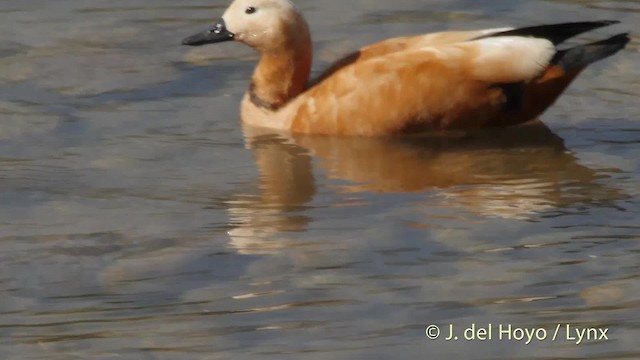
top-left (182, 0), bottom-right (308, 52)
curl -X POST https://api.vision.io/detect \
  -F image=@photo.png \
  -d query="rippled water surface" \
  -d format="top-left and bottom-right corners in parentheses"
top-left (1, 0), bottom-right (639, 359)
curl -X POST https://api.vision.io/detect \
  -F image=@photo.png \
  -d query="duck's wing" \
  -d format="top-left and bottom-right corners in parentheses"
top-left (311, 28), bottom-right (512, 85)
top-left (287, 22), bottom-right (627, 136)
top-left (291, 36), bottom-right (554, 135)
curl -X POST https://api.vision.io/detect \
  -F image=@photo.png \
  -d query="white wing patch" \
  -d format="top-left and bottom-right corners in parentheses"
top-left (476, 27), bottom-right (515, 36)
top-left (471, 36), bottom-right (556, 83)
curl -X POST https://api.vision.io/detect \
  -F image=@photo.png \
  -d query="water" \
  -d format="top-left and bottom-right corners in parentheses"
top-left (1, 0), bottom-right (639, 359)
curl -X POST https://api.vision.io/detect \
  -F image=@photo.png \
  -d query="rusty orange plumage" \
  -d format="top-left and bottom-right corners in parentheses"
top-left (183, 0), bottom-right (628, 136)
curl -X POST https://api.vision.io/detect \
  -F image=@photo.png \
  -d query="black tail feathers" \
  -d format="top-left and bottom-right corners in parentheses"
top-left (476, 20), bottom-right (620, 45)
top-left (552, 33), bottom-right (630, 69)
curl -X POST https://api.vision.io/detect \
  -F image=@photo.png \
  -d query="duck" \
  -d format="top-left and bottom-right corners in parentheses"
top-left (182, 0), bottom-right (629, 136)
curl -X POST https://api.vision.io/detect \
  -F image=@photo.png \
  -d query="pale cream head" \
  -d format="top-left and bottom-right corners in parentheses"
top-left (222, 0), bottom-right (306, 51)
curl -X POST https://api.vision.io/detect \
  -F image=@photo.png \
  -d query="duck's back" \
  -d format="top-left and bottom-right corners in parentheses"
top-left (283, 36), bottom-right (554, 136)
top-left (281, 23), bottom-right (628, 136)
top-left (312, 28), bottom-right (513, 86)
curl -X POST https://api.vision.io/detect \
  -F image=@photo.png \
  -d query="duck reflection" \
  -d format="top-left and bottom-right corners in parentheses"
top-left (227, 120), bottom-right (624, 254)
top-left (226, 130), bottom-right (316, 254)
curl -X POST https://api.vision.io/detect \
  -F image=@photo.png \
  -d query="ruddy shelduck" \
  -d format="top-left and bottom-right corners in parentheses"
top-left (182, 0), bottom-right (629, 136)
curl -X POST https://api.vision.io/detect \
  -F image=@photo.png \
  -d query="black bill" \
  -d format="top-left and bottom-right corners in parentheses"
top-left (182, 19), bottom-right (235, 46)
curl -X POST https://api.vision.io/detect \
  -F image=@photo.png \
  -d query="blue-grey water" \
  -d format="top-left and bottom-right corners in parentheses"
top-left (1, 0), bottom-right (639, 359)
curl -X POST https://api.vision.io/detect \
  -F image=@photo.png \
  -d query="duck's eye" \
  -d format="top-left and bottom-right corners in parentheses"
top-left (245, 6), bottom-right (256, 14)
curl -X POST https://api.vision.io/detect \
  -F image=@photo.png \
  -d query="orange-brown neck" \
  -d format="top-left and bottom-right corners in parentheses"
top-left (249, 22), bottom-right (312, 111)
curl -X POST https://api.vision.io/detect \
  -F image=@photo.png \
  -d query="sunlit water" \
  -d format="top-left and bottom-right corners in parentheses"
top-left (1, 0), bottom-right (639, 359)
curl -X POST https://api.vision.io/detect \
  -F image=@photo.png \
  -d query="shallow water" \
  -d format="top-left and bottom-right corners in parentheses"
top-left (1, 0), bottom-right (639, 359)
